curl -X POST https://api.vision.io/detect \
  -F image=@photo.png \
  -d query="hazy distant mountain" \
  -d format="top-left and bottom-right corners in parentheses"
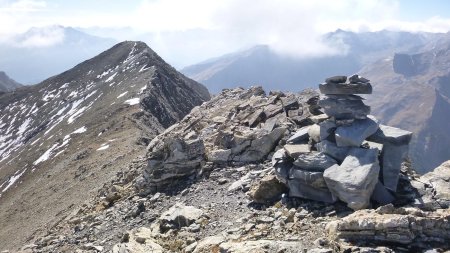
top-left (0, 71), bottom-right (22, 92)
top-left (182, 30), bottom-right (442, 94)
top-left (0, 41), bottom-right (209, 249)
top-left (362, 33), bottom-right (450, 173)
top-left (0, 26), bottom-right (116, 84)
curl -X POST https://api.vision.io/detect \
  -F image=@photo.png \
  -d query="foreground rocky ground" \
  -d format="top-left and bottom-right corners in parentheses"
top-left (9, 86), bottom-right (450, 253)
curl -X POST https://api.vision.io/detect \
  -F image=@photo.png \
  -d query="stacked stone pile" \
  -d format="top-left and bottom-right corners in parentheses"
top-left (273, 75), bottom-right (413, 210)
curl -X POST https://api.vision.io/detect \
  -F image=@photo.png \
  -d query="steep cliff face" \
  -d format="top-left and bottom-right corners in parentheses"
top-left (362, 36), bottom-right (450, 173)
top-left (0, 41), bottom-right (209, 250)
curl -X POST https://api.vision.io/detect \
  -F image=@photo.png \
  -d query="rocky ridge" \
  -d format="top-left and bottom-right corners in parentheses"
top-left (21, 79), bottom-right (450, 252)
top-left (0, 41), bottom-right (209, 250)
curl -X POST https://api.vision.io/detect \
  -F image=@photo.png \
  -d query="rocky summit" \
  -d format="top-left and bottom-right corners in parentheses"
top-left (10, 74), bottom-right (450, 253)
top-left (0, 41), bottom-right (209, 250)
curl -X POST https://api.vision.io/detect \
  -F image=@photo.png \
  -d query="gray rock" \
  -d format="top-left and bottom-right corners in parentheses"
top-left (371, 181), bottom-right (395, 205)
top-left (274, 163), bottom-right (291, 184)
top-left (323, 148), bottom-right (380, 210)
top-left (272, 148), bottom-right (287, 166)
top-left (380, 144), bottom-right (409, 191)
top-left (207, 149), bottom-right (231, 163)
top-left (263, 116), bottom-right (278, 131)
top-left (319, 120), bottom-right (336, 140)
top-left (289, 167), bottom-right (327, 188)
top-left (318, 96), bottom-right (370, 119)
top-left (293, 152), bottom-right (337, 171)
top-left (159, 203), bottom-right (204, 232)
top-left (420, 160), bottom-right (450, 202)
top-left (326, 94), bottom-right (364, 100)
top-left (283, 144), bottom-right (310, 159)
top-left (234, 127), bottom-right (286, 162)
top-left (308, 124), bottom-right (321, 142)
top-left (264, 103), bottom-right (284, 118)
top-left (325, 75), bottom-right (347, 84)
top-left (319, 82), bottom-right (372, 95)
top-left (249, 175), bottom-right (288, 204)
top-left (335, 116), bottom-right (379, 147)
top-left (288, 179), bottom-right (336, 203)
top-left (326, 207), bottom-right (450, 246)
top-left (367, 124), bottom-right (412, 145)
top-left (280, 95), bottom-right (299, 110)
top-left (287, 126), bottom-right (310, 144)
top-left (348, 74), bottom-right (370, 84)
top-left (310, 114), bottom-right (329, 123)
top-left (316, 140), bottom-right (350, 162)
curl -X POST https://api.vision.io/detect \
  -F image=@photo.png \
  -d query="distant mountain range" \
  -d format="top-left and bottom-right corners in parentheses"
top-left (0, 25), bottom-right (117, 84)
top-left (181, 30), bottom-right (443, 94)
top-left (182, 30), bottom-right (450, 173)
top-left (0, 71), bottom-right (22, 92)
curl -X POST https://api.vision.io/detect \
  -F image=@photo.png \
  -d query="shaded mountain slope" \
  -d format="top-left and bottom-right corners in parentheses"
top-left (0, 41), bottom-right (209, 250)
top-left (0, 71), bottom-right (22, 92)
top-left (361, 35), bottom-right (450, 173)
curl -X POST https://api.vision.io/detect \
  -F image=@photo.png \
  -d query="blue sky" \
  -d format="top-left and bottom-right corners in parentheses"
top-left (2, 0), bottom-right (450, 66)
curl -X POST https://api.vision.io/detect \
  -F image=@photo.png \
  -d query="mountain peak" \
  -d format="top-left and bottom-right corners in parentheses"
top-left (0, 71), bottom-right (22, 92)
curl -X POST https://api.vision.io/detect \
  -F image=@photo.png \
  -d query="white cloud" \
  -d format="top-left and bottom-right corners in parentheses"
top-left (16, 25), bottom-right (65, 48)
top-left (2, 0), bottom-right (450, 62)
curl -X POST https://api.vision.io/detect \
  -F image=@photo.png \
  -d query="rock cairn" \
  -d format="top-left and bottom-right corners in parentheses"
top-left (273, 75), bottom-right (413, 210)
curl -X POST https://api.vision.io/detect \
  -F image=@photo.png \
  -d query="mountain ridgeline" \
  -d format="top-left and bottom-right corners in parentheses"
top-left (0, 41), bottom-right (209, 250)
top-left (0, 71), bottom-right (22, 92)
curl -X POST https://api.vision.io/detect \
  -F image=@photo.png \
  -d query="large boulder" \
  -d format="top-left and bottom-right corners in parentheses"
top-left (316, 140), bottom-right (350, 162)
top-left (144, 137), bottom-right (205, 190)
top-left (248, 175), bottom-right (288, 204)
top-left (293, 152), bottom-right (337, 171)
top-left (158, 203), bottom-right (204, 232)
top-left (323, 148), bottom-right (380, 210)
top-left (335, 116), bottom-right (379, 147)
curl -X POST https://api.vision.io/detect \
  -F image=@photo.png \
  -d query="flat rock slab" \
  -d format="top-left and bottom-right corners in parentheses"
top-left (287, 126), bottom-right (310, 144)
top-left (325, 75), bottom-right (347, 84)
top-left (318, 96), bottom-right (370, 119)
top-left (367, 124), bottom-right (412, 145)
top-left (335, 116), bottom-right (379, 147)
top-left (289, 167), bottom-right (327, 188)
top-left (316, 140), bottom-right (350, 162)
top-left (319, 82), bottom-right (372, 95)
top-left (293, 152), bottom-right (337, 171)
top-left (323, 148), bottom-right (380, 210)
top-left (284, 144), bottom-right (310, 159)
top-left (288, 179), bottom-right (336, 203)
top-left (326, 207), bottom-right (450, 246)
top-left (380, 144), bottom-right (409, 191)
